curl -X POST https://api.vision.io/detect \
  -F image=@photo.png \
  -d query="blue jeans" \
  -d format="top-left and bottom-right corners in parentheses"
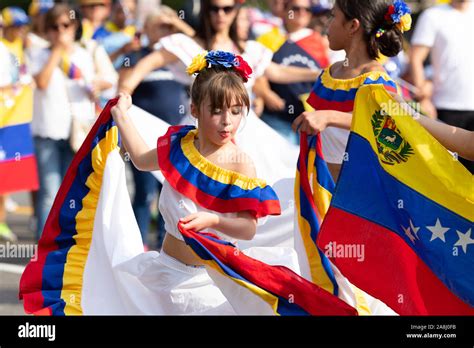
top-left (131, 166), bottom-right (165, 248)
top-left (261, 113), bottom-right (300, 145)
top-left (34, 137), bottom-right (74, 240)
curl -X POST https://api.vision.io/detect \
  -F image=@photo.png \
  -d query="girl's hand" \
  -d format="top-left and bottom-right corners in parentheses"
top-left (179, 212), bottom-right (219, 232)
top-left (292, 111), bottom-right (330, 135)
top-left (111, 92), bottom-right (132, 120)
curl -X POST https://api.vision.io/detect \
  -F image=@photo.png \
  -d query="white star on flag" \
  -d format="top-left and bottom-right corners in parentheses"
top-left (402, 224), bottom-right (416, 244)
top-left (454, 228), bottom-right (474, 254)
top-left (427, 218), bottom-right (450, 242)
top-left (409, 219), bottom-right (420, 240)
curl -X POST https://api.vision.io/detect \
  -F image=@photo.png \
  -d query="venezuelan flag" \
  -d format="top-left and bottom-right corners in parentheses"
top-left (178, 223), bottom-right (358, 316)
top-left (318, 84), bottom-right (474, 315)
top-left (157, 125), bottom-right (281, 218)
top-left (295, 133), bottom-right (337, 295)
top-left (0, 85), bottom-right (38, 194)
top-left (19, 98), bottom-right (120, 315)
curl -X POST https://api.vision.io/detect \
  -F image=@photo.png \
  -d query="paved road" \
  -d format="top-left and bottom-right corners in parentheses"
top-left (0, 191), bottom-right (35, 315)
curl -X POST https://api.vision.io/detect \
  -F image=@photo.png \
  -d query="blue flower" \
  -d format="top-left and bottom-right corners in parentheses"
top-left (390, 0), bottom-right (411, 24)
top-left (205, 51), bottom-right (237, 68)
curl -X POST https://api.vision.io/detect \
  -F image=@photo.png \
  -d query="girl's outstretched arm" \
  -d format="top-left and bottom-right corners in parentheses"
top-left (264, 62), bottom-right (320, 84)
top-left (390, 92), bottom-right (474, 161)
top-left (118, 48), bottom-right (178, 94)
top-left (111, 93), bottom-right (160, 171)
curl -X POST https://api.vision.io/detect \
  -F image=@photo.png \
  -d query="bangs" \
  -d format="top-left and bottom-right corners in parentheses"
top-left (205, 72), bottom-right (250, 112)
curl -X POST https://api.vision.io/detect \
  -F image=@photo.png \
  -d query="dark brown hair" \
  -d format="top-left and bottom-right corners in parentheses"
top-left (191, 67), bottom-right (250, 114)
top-left (195, 0), bottom-right (244, 53)
top-left (44, 4), bottom-right (78, 32)
top-left (336, 0), bottom-right (403, 59)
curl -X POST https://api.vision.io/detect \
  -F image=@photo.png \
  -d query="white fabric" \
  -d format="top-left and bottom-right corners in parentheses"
top-left (159, 180), bottom-right (238, 244)
top-left (411, 4), bottom-right (474, 110)
top-left (81, 148), bottom-right (299, 314)
top-left (27, 32), bottom-right (50, 51)
top-left (321, 127), bottom-right (350, 164)
top-left (28, 44), bottom-right (96, 140)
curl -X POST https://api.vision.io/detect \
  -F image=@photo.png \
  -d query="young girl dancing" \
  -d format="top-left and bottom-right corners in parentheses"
top-left (111, 51), bottom-right (282, 314)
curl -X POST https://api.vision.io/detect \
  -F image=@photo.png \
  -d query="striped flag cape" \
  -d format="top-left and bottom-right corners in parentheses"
top-left (0, 85), bottom-right (38, 194)
top-left (19, 98), bottom-right (121, 315)
top-left (178, 223), bottom-right (357, 316)
top-left (294, 133), bottom-right (337, 295)
top-left (318, 84), bottom-right (474, 315)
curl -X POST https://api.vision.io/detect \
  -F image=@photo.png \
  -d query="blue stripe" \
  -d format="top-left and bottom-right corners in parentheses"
top-left (308, 135), bottom-right (335, 194)
top-left (169, 127), bottom-right (278, 203)
top-left (299, 183), bottom-right (339, 296)
top-left (333, 132), bottom-right (474, 306)
top-left (0, 123), bottom-right (34, 161)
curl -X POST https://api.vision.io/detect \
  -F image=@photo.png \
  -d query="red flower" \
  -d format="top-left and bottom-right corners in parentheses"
top-left (384, 5), bottom-right (395, 22)
top-left (233, 55), bottom-right (253, 82)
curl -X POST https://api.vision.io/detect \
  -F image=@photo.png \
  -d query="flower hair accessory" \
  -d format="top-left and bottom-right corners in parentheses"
top-left (186, 50), bottom-right (253, 82)
top-left (377, 0), bottom-right (412, 38)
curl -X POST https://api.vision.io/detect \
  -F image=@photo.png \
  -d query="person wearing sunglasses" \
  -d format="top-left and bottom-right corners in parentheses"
top-left (28, 4), bottom-right (100, 239)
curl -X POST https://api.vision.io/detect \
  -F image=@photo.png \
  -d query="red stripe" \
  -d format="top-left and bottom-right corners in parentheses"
top-left (0, 156), bottom-right (38, 194)
top-left (157, 126), bottom-right (281, 218)
top-left (307, 92), bottom-right (354, 112)
top-left (318, 207), bottom-right (474, 315)
top-left (19, 98), bottom-right (119, 314)
top-left (180, 226), bottom-right (358, 316)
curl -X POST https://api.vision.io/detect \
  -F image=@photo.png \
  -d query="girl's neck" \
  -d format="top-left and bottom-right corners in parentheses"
top-left (195, 129), bottom-right (225, 157)
top-left (344, 39), bottom-right (373, 70)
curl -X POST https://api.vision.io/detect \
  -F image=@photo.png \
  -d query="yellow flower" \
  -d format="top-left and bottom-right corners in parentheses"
top-left (397, 14), bottom-right (412, 33)
top-left (186, 51), bottom-right (208, 75)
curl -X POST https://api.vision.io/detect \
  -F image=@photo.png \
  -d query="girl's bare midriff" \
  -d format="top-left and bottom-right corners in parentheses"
top-left (161, 233), bottom-right (204, 266)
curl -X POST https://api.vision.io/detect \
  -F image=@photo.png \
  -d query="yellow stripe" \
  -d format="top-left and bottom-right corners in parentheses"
top-left (180, 129), bottom-right (268, 190)
top-left (320, 65), bottom-right (393, 91)
top-left (0, 86), bottom-right (33, 128)
top-left (295, 170), bottom-right (334, 294)
top-left (353, 85), bottom-right (474, 221)
top-left (352, 285), bottom-right (372, 316)
top-left (309, 148), bottom-right (333, 218)
top-left (60, 125), bottom-right (119, 315)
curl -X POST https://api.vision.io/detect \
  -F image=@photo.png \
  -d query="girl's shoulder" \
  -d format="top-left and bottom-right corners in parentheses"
top-left (360, 61), bottom-right (386, 74)
top-left (221, 145), bottom-right (257, 179)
